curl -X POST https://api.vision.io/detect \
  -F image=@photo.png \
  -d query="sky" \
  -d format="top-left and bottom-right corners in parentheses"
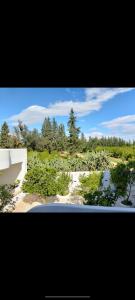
top-left (0, 87), bottom-right (135, 140)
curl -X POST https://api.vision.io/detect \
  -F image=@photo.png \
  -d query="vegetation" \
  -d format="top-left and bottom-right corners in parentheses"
top-left (96, 146), bottom-right (135, 160)
top-left (83, 189), bottom-right (117, 206)
top-left (67, 108), bottom-right (80, 154)
top-left (78, 172), bottom-right (117, 206)
top-left (27, 151), bottom-right (110, 172)
top-left (110, 162), bottom-right (135, 205)
top-left (22, 164), bottom-right (71, 196)
top-left (1, 107), bottom-right (135, 209)
top-left (0, 122), bottom-right (11, 148)
top-left (0, 184), bottom-right (14, 211)
top-left (0, 109), bottom-right (133, 154)
top-left (79, 172), bottom-right (103, 194)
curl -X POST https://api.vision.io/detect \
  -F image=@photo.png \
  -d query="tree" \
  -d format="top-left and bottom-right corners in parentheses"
top-left (52, 118), bottom-right (58, 150)
top-left (0, 122), bottom-right (10, 148)
top-left (41, 117), bottom-right (53, 153)
top-left (57, 124), bottom-right (67, 151)
top-left (67, 108), bottom-right (80, 154)
top-left (14, 120), bottom-right (29, 148)
top-left (79, 132), bottom-right (87, 152)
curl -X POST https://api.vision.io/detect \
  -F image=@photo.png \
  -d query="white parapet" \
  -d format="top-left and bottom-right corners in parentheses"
top-left (0, 149), bottom-right (27, 185)
top-left (0, 149), bottom-right (10, 170)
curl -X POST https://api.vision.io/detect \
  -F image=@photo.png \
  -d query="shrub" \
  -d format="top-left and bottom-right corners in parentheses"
top-left (0, 185), bottom-right (13, 211)
top-left (22, 165), bottom-right (71, 196)
top-left (27, 151), bottom-right (110, 172)
top-left (110, 162), bottom-right (135, 205)
top-left (22, 166), bottom-right (58, 196)
top-left (110, 163), bottom-right (129, 197)
top-left (83, 188), bottom-right (117, 206)
top-left (56, 173), bottom-right (71, 195)
top-left (96, 146), bottom-right (135, 160)
top-left (79, 172), bottom-right (103, 195)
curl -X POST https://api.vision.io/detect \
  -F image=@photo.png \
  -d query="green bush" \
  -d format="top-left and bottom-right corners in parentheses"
top-left (79, 172), bottom-right (103, 195)
top-left (110, 162), bottom-right (135, 205)
top-left (0, 185), bottom-right (13, 211)
top-left (110, 164), bottom-right (129, 197)
top-left (96, 146), bottom-right (135, 160)
top-left (84, 188), bottom-right (117, 206)
top-left (27, 151), bottom-right (110, 172)
top-left (22, 166), bottom-right (58, 196)
top-left (56, 173), bottom-right (71, 195)
top-left (22, 165), bottom-right (71, 196)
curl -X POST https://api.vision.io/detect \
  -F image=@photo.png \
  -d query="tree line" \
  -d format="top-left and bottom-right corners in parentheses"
top-left (0, 108), bottom-right (133, 153)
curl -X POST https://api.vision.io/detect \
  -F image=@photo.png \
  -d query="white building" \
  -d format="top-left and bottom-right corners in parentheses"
top-left (0, 149), bottom-right (27, 185)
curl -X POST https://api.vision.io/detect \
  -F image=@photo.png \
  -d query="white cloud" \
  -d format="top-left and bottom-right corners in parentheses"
top-left (101, 115), bottom-right (135, 128)
top-left (85, 88), bottom-right (134, 103)
top-left (84, 131), bottom-right (115, 140)
top-left (86, 131), bottom-right (104, 139)
top-left (8, 88), bottom-right (134, 125)
top-left (101, 114), bottom-right (135, 140)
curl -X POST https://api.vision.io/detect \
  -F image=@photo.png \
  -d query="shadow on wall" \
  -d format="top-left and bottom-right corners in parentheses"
top-left (0, 163), bottom-right (22, 185)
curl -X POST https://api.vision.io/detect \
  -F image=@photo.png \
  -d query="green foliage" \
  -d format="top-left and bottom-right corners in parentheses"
top-left (110, 162), bottom-right (135, 205)
top-left (27, 151), bottom-right (110, 172)
top-left (22, 164), bottom-right (71, 196)
top-left (0, 111), bottom-right (133, 153)
top-left (96, 146), bottom-right (135, 160)
top-left (22, 165), bottom-right (58, 196)
top-left (0, 122), bottom-right (11, 148)
top-left (110, 163), bottom-right (129, 197)
top-left (84, 151), bottom-right (111, 170)
top-left (84, 188), bottom-right (117, 206)
top-left (56, 173), bottom-right (71, 195)
top-left (68, 108), bottom-right (80, 154)
top-left (0, 185), bottom-right (14, 211)
top-left (79, 172), bottom-right (103, 195)
top-left (79, 172), bottom-right (116, 206)
top-left (79, 133), bottom-right (87, 153)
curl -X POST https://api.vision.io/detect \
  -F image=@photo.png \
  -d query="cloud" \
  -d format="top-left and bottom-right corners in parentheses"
top-left (84, 131), bottom-right (115, 140)
top-left (101, 114), bottom-right (135, 140)
top-left (8, 88), bottom-right (134, 125)
top-left (86, 131), bottom-right (104, 139)
top-left (85, 88), bottom-right (134, 103)
top-left (101, 115), bottom-right (135, 128)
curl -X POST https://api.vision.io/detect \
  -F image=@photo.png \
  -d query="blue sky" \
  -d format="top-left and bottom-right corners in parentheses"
top-left (0, 87), bottom-right (135, 140)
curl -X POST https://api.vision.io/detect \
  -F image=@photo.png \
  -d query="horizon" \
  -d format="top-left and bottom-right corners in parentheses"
top-left (0, 87), bottom-right (135, 141)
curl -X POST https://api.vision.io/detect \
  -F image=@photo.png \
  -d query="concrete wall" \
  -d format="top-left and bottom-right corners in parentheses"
top-left (0, 149), bottom-right (27, 185)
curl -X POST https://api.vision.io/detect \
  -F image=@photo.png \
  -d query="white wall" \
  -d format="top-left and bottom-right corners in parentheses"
top-left (0, 149), bottom-right (27, 185)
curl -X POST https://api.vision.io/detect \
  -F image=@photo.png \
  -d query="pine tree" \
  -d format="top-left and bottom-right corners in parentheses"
top-left (0, 122), bottom-right (10, 148)
top-left (41, 117), bottom-right (53, 153)
top-left (79, 132), bottom-right (87, 152)
top-left (52, 118), bottom-right (58, 150)
top-left (67, 108), bottom-right (80, 154)
top-left (57, 124), bottom-right (67, 151)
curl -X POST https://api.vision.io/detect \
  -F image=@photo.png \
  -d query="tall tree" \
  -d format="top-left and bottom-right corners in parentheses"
top-left (52, 118), bottom-right (58, 150)
top-left (0, 122), bottom-right (10, 148)
top-left (57, 124), bottom-right (67, 151)
top-left (14, 120), bottom-right (29, 147)
top-left (41, 117), bottom-right (53, 153)
top-left (67, 108), bottom-right (80, 154)
top-left (79, 132), bottom-right (87, 152)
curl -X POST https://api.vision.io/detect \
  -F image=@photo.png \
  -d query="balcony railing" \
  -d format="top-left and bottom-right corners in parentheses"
top-left (28, 203), bottom-right (135, 212)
